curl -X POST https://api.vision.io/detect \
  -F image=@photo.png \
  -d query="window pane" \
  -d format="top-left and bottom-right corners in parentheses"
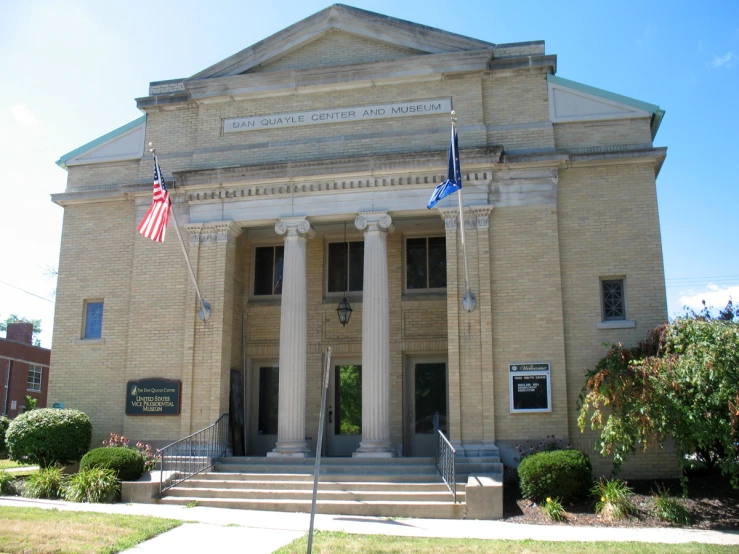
top-left (602, 280), bottom-right (625, 320)
top-left (406, 238), bottom-right (427, 289)
top-left (273, 246), bottom-right (284, 295)
top-left (258, 366), bottom-right (279, 435)
top-left (27, 366), bottom-right (42, 392)
top-left (428, 237), bottom-right (447, 288)
top-left (348, 241), bottom-right (364, 292)
top-left (327, 242), bottom-right (348, 293)
top-left (335, 365), bottom-right (361, 435)
top-left (85, 302), bottom-right (103, 339)
top-left (254, 247), bottom-right (274, 295)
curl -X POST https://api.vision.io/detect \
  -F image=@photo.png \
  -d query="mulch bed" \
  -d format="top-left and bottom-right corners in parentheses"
top-left (503, 473), bottom-right (739, 530)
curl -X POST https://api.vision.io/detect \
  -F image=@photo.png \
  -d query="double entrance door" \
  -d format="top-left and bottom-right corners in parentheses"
top-left (247, 357), bottom-right (447, 458)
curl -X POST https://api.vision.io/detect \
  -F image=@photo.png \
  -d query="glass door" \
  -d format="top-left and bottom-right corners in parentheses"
top-left (248, 363), bottom-right (279, 456)
top-left (405, 359), bottom-right (447, 457)
top-left (325, 364), bottom-right (362, 457)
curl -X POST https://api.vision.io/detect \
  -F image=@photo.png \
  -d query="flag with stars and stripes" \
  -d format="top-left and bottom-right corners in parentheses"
top-left (138, 155), bottom-right (171, 242)
top-left (427, 123), bottom-right (462, 209)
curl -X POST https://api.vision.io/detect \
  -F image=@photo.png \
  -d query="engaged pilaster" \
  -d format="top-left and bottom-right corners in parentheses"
top-left (354, 212), bottom-right (394, 458)
top-left (269, 217), bottom-right (314, 457)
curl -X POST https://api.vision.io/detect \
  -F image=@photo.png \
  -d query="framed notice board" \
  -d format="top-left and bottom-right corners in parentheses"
top-left (509, 363), bottom-right (551, 413)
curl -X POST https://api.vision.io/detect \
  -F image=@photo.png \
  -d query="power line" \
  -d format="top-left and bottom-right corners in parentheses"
top-left (0, 279), bottom-right (54, 303)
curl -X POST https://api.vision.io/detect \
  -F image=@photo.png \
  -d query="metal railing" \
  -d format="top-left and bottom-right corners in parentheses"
top-left (433, 412), bottom-right (457, 503)
top-left (159, 413), bottom-right (229, 494)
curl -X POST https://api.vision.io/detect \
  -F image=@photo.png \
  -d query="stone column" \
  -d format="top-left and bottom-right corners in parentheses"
top-left (269, 217), bottom-right (313, 457)
top-left (354, 212), bottom-right (394, 458)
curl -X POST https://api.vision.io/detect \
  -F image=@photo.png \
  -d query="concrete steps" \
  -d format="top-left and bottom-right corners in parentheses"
top-left (158, 456), bottom-right (499, 519)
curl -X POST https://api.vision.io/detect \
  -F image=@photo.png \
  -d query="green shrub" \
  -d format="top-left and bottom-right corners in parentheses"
top-left (63, 468), bottom-right (120, 503)
top-left (6, 409), bottom-right (92, 467)
top-left (517, 449), bottom-right (592, 504)
top-left (652, 484), bottom-right (691, 525)
top-left (0, 469), bottom-right (16, 496)
top-left (80, 447), bottom-right (144, 482)
top-left (593, 478), bottom-right (636, 520)
top-left (23, 466), bottom-right (65, 499)
top-left (0, 415), bottom-right (9, 455)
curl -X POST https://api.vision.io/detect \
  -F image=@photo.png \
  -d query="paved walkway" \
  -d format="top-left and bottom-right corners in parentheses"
top-left (1, 497), bottom-right (738, 553)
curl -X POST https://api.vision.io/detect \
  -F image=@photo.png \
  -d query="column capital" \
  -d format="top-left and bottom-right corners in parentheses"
top-left (438, 205), bottom-right (494, 232)
top-left (275, 217), bottom-right (314, 239)
top-left (186, 221), bottom-right (242, 244)
top-left (355, 212), bottom-right (393, 233)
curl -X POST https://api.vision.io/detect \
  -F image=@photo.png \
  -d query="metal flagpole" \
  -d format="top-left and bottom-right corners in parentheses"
top-left (451, 113), bottom-right (476, 312)
top-left (149, 143), bottom-right (211, 321)
top-left (307, 346), bottom-right (331, 554)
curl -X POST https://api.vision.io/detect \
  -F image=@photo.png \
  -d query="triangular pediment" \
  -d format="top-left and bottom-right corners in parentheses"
top-left (191, 4), bottom-right (494, 79)
top-left (57, 116), bottom-right (146, 170)
top-left (548, 75), bottom-right (655, 123)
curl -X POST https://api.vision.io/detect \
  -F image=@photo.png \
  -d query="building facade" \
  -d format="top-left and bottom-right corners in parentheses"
top-left (50, 5), bottom-right (674, 476)
top-left (1, 322), bottom-right (50, 417)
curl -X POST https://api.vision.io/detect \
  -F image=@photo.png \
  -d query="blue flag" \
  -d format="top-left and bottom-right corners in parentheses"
top-left (427, 124), bottom-right (462, 209)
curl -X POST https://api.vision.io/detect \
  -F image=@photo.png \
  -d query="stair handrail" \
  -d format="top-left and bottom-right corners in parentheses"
top-left (159, 413), bottom-right (229, 494)
top-left (433, 413), bottom-right (457, 503)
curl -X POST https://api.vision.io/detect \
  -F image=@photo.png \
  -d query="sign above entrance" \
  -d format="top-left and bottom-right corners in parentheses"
top-left (126, 378), bottom-right (181, 416)
top-left (223, 98), bottom-right (452, 134)
top-left (509, 362), bottom-right (551, 413)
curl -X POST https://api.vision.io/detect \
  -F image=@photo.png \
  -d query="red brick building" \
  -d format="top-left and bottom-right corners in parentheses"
top-left (1, 322), bottom-right (50, 417)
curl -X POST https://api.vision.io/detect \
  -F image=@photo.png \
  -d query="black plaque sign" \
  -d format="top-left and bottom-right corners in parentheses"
top-left (509, 363), bottom-right (551, 412)
top-left (126, 379), bottom-right (181, 416)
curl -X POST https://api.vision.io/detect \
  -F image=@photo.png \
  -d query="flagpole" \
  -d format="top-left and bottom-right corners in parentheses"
top-left (149, 143), bottom-right (211, 321)
top-left (451, 113), bottom-right (476, 312)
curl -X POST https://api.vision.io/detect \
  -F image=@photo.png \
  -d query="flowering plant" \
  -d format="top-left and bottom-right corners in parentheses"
top-left (102, 432), bottom-right (159, 472)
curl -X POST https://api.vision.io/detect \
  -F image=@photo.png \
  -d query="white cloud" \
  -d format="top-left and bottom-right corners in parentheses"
top-left (710, 51), bottom-right (734, 68)
top-left (9, 102), bottom-right (39, 126)
top-left (677, 284), bottom-right (739, 313)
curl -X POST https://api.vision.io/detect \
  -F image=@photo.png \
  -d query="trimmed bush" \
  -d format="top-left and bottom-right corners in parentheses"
top-left (23, 466), bottom-right (65, 499)
top-left (63, 468), bottom-right (120, 503)
top-left (5, 409), bottom-right (92, 467)
top-left (517, 449), bottom-right (592, 504)
top-left (0, 415), bottom-right (9, 456)
top-left (80, 447), bottom-right (145, 482)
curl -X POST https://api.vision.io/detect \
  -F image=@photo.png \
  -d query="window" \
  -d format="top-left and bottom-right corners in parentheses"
top-left (406, 237), bottom-right (446, 290)
top-left (84, 301), bottom-right (104, 339)
top-left (327, 241), bottom-right (364, 293)
top-left (254, 246), bottom-right (284, 296)
top-left (28, 366), bottom-right (42, 392)
top-left (601, 279), bottom-right (625, 321)
top-left (258, 366), bottom-right (279, 435)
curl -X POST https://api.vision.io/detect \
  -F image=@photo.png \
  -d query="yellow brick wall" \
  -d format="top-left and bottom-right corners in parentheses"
top-left (553, 119), bottom-right (653, 149)
top-left (557, 163), bottom-right (675, 478)
top-left (251, 30), bottom-right (423, 73)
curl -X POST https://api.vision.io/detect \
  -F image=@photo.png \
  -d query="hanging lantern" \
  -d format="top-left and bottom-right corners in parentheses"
top-left (336, 296), bottom-right (353, 326)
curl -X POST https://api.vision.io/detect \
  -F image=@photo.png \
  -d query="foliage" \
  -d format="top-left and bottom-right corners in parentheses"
top-left (514, 435), bottom-right (571, 463)
top-left (0, 314), bottom-right (42, 346)
top-left (23, 396), bottom-right (37, 412)
top-left (542, 497), bottom-right (566, 522)
top-left (23, 466), bottom-right (65, 499)
top-left (0, 469), bottom-right (17, 496)
top-left (101, 432), bottom-right (159, 473)
top-left (652, 484), bottom-right (691, 525)
top-left (517, 449), bottom-right (592, 504)
top-left (593, 479), bottom-right (636, 520)
top-left (578, 300), bottom-right (739, 488)
top-left (63, 467), bottom-right (120, 503)
top-left (337, 365), bottom-right (362, 435)
top-left (5, 409), bottom-right (92, 467)
top-left (0, 416), bottom-right (9, 456)
top-left (80, 447), bottom-right (144, 482)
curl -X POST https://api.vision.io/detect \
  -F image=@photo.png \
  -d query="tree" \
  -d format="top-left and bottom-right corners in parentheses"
top-left (578, 300), bottom-right (739, 488)
top-left (0, 314), bottom-right (42, 347)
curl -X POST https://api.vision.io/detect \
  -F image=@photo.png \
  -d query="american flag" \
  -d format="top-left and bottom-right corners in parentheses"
top-left (138, 155), bottom-right (171, 242)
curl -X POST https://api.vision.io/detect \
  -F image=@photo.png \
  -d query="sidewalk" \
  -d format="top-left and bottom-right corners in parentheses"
top-left (1, 496), bottom-right (738, 552)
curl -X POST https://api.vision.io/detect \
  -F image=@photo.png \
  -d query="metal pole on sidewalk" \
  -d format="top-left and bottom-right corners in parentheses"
top-left (307, 346), bottom-right (331, 554)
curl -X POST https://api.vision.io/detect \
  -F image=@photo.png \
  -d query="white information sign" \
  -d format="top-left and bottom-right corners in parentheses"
top-left (223, 98), bottom-right (452, 134)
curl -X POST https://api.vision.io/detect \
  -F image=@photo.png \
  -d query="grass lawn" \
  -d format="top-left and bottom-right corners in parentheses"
top-left (276, 531), bottom-right (738, 553)
top-left (0, 506), bottom-right (181, 554)
top-left (0, 460), bottom-right (27, 469)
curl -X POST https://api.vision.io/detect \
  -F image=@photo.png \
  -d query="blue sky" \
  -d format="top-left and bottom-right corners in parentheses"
top-left (0, 0), bottom-right (737, 347)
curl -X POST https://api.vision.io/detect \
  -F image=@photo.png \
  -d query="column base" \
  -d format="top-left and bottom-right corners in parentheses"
top-left (268, 441), bottom-right (311, 458)
top-left (353, 440), bottom-right (394, 458)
